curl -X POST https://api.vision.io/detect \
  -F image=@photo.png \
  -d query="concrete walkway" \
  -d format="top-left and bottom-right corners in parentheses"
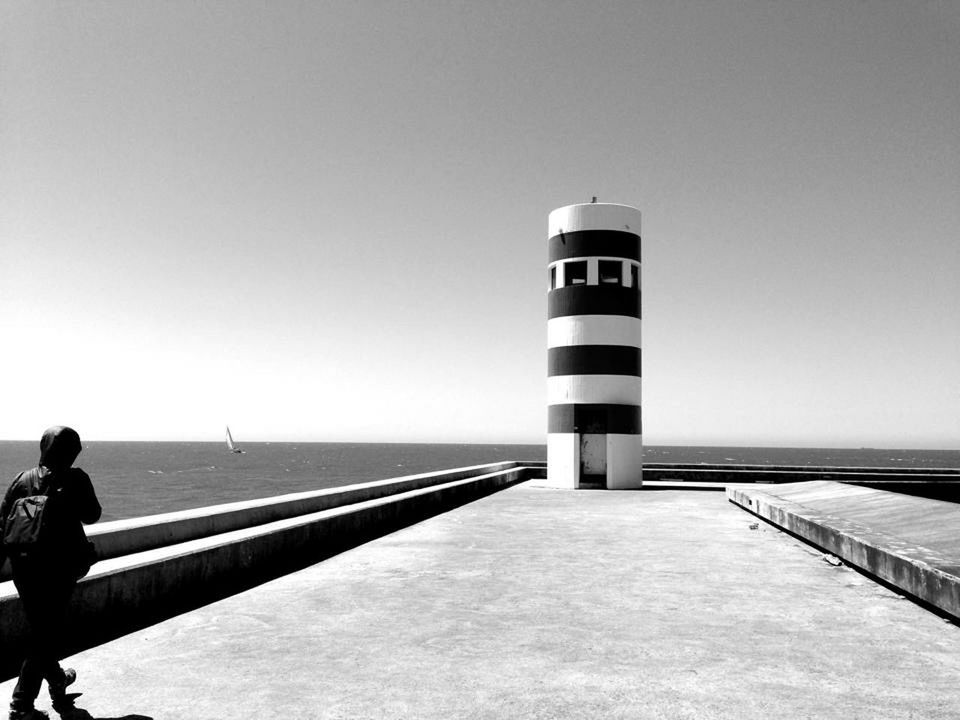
top-left (3, 483), bottom-right (959, 719)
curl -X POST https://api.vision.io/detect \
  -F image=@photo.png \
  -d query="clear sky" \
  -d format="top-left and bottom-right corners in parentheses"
top-left (1, 1), bottom-right (958, 448)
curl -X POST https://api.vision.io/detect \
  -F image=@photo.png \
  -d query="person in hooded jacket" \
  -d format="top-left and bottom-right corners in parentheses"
top-left (0, 427), bottom-right (101, 720)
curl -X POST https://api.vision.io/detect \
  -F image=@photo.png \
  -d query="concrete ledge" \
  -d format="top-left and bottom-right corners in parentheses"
top-left (646, 464), bottom-right (960, 484)
top-left (646, 462), bottom-right (960, 475)
top-left (640, 480), bottom-right (729, 491)
top-left (727, 480), bottom-right (960, 620)
top-left (0, 466), bottom-right (534, 681)
top-left (0, 462), bottom-right (521, 581)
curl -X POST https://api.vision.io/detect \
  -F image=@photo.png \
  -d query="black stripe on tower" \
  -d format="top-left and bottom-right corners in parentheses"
top-left (548, 230), bottom-right (641, 263)
top-left (548, 286), bottom-right (641, 319)
top-left (548, 404), bottom-right (642, 434)
top-left (547, 346), bottom-right (641, 377)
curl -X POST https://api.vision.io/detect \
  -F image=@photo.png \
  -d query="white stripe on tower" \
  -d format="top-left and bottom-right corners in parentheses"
top-left (547, 315), bottom-right (642, 349)
top-left (547, 376), bottom-right (643, 405)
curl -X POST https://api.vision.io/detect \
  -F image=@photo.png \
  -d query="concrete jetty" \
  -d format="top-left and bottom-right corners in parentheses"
top-left (2, 480), bottom-right (959, 719)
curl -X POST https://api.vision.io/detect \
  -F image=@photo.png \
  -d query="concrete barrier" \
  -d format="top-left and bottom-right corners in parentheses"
top-left (644, 464), bottom-right (960, 485)
top-left (0, 462), bottom-right (522, 582)
top-left (0, 465), bottom-right (538, 681)
top-left (643, 465), bottom-right (960, 503)
top-left (727, 480), bottom-right (960, 621)
top-left (645, 462), bottom-right (960, 475)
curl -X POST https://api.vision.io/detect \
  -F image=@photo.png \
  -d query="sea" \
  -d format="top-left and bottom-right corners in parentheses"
top-left (0, 441), bottom-right (958, 522)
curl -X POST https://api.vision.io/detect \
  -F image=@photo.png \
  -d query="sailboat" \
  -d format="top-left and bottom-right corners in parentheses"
top-left (225, 426), bottom-right (245, 454)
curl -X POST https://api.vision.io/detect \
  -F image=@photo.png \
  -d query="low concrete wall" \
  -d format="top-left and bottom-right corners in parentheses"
top-left (0, 465), bottom-right (538, 681)
top-left (727, 481), bottom-right (960, 621)
top-left (0, 462), bottom-right (521, 582)
top-left (644, 465), bottom-right (960, 503)
top-left (645, 464), bottom-right (960, 485)
top-left (646, 462), bottom-right (960, 475)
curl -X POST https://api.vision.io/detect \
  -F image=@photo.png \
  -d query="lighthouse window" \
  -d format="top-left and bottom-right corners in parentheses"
top-left (599, 260), bottom-right (622, 285)
top-left (565, 260), bottom-right (587, 286)
top-left (549, 266), bottom-right (557, 290)
top-left (630, 263), bottom-right (639, 290)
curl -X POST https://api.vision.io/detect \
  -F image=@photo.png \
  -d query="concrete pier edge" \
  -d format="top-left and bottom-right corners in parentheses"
top-left (727, 480), bottom-right (960, 621)
top-left (0, 461), bottom-right (527, 583)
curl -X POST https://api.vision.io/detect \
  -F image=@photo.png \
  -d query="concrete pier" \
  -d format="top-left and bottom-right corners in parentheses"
top-left (3, 482), bottom-right (958, 719)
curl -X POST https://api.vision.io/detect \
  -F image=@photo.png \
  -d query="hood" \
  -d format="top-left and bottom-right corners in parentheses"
top-left (39, 426), bottom-right (82, 471)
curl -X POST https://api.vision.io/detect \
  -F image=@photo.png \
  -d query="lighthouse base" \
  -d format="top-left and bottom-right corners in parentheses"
top-left (546, 433), bottom-right (643, 490)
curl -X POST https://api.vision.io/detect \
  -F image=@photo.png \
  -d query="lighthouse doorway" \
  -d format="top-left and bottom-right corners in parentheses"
top-left (579, 433), bottom-right (607, 488)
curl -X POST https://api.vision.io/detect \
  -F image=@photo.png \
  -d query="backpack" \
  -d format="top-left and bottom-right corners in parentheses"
top-left (2, 467), bottom-right (98, 579)
top-left (2, 468), bottom-right (61, 553)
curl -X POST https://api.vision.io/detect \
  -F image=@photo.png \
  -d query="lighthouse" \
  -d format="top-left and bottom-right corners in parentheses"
top-left (546, 201), bottom-right (643, 489)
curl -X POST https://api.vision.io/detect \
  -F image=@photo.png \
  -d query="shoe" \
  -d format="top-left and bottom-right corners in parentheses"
top-left (47, 667), bottom-right (77, 700)
top-left (50, 694), bottom-right (84, 719)
top-left (50, 668), bottom-right (79, 714)
top-left (54, 709), bottom-right (90, 720)
top-left (8, 708), bottom-right (49, 720)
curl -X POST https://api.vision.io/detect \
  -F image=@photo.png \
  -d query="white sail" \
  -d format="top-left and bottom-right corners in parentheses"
top-left (226, 426), bottom-right (238, 452)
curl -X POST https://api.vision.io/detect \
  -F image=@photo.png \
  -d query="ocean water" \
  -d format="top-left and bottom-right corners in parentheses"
top-left (0, 441), bottom-right (546, 522)
top-left (0, 441), bottom-right (957, 522)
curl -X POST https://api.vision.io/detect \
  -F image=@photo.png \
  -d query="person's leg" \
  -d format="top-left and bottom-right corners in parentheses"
top-left (40, 580), bottom-right (75, 714)
top-left (10, 574), bottom-right (49, 714)
top-left (10, 657), bottom-right (45, 714)
top-left (10, 570), bottom-right (73, 716)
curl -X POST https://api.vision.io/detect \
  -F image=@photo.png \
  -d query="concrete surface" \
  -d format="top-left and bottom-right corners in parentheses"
top-left (0, 468), bottom-right (529, 679)
top-left (728, 480), bottom-right (960, 619)
top-left (3, 483), bottom-right (959, 719)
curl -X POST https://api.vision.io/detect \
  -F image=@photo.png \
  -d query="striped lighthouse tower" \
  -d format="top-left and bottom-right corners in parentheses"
top-left (546, 201), bottom-right (642, 489)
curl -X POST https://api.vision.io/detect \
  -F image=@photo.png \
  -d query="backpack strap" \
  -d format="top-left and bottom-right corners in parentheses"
top-left (3, 468), bottom-right (40, 521)
top-left (21, 467), bottom-right (41, 492)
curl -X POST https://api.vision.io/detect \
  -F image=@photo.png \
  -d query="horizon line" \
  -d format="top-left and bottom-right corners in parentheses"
top-left (0, 438), bottom-right (957, 452)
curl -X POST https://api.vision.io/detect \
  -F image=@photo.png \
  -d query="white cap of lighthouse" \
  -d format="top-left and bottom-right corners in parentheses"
top-left (546, 201), bottom-right (642, 489)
